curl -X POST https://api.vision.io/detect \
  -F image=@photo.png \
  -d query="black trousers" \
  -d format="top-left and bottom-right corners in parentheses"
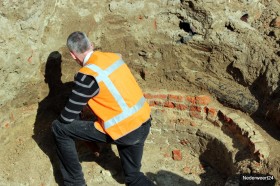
top-left (51, 118), bottom-right (154, 186)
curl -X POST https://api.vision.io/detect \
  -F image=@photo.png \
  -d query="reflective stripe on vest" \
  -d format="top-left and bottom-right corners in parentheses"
top-left (85, 59), bottom-right (146, 129)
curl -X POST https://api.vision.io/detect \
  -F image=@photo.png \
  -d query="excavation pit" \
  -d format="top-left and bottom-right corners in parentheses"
top-left (0, 0), bottom-right (279, 185)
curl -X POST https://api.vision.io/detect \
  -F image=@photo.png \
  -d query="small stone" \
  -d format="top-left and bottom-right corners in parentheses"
top-left (154, 51), bottom-right (162, 59)
top-left (138, 50), bottom-right (152, 59)
top-left (138, 50), bottom-right (147, 56)
top-left (101, 170), bottom-right (111, 177)
top-left (180, 35), bottom-right (193, 44)
top-left (190, 122), bottom-right (196, 127)
top-left (163, 153), bottom-right (170, 158)
top-left (139, 68), bottom-right (146, 80)
top-left (183, 166), bottom-right (191, 174)
top-left (4, 123), bottom-right (9, 128)
top-left (180, 139), bottom-right (188, 145)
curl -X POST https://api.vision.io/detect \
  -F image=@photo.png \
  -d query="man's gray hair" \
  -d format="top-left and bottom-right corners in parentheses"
top-left (67, 31), bottom-right (91, 54)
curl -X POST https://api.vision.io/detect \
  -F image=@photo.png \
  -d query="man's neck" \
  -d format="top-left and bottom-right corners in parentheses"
top-left (82, 50), bottom-right (94, 66)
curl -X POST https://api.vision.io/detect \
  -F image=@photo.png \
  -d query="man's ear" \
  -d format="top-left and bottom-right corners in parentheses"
top-left (70, 52), bottom-right (77, 60)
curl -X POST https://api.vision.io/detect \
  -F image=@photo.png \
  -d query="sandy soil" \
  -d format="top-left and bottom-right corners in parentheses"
top-left (0, 87), bottom-right (279, 186)
top-left (0, 0), bottom-right (280, 185)
top-left (0, 102), bottom-right (222, 186)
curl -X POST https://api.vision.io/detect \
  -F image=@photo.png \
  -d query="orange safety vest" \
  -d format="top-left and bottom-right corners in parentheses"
top-left (79, 51), bottom-right (151, 140)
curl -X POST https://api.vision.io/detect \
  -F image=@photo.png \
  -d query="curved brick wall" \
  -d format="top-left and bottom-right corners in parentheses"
top-left (144, 91), bottom-right (269, 176)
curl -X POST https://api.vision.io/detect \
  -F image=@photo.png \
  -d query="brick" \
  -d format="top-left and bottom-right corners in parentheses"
top-left (204, 107), bottom-right (218, 121)
top-left (148, 100), bottom-right (156, 107)
top-left (186, 96), bottom-right (196, 104)
top-left (190, 105), bottom-right (202, 112)
top-left (168, 94), bottom-right (184, 102)
top-left (172, 149), bottom-right (182, 161)
top-left (204, 107), bottom-right (214, 115)
top-left (154, 94), bottom-right (168, 99)
top-left (195, 95), bottom-right (211, 105)
top-left (190, 111), bottom-right (203, 120)
top-left (144, 93), bottom-right (153, 99)
top-left (148, 100), bottom-right (163, 107)
top-left (164, 101), bottom-right (175, 108)
top-left (204, 107), bottom-right (207, 113)
top-left (175, 103), bottom-right (188, 110)
top-left (207, 108), bottom-right (217, 117)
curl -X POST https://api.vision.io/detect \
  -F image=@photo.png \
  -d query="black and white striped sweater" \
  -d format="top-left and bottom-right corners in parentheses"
top-left (59, 72), bottom-right (99, 123)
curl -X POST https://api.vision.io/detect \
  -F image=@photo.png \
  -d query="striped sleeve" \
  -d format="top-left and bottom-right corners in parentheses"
top-left (59, 72), bottom-right (99, 124)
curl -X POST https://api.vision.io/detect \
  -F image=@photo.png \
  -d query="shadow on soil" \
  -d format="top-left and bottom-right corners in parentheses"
top-left (250, 73), bottom-right (280, 142)
top-left (148, 168), bottom-right (276, 186)
top-left (147, 170), bottom-right (197, 186)
top-left (226, 173), bottom-right (276, 186)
